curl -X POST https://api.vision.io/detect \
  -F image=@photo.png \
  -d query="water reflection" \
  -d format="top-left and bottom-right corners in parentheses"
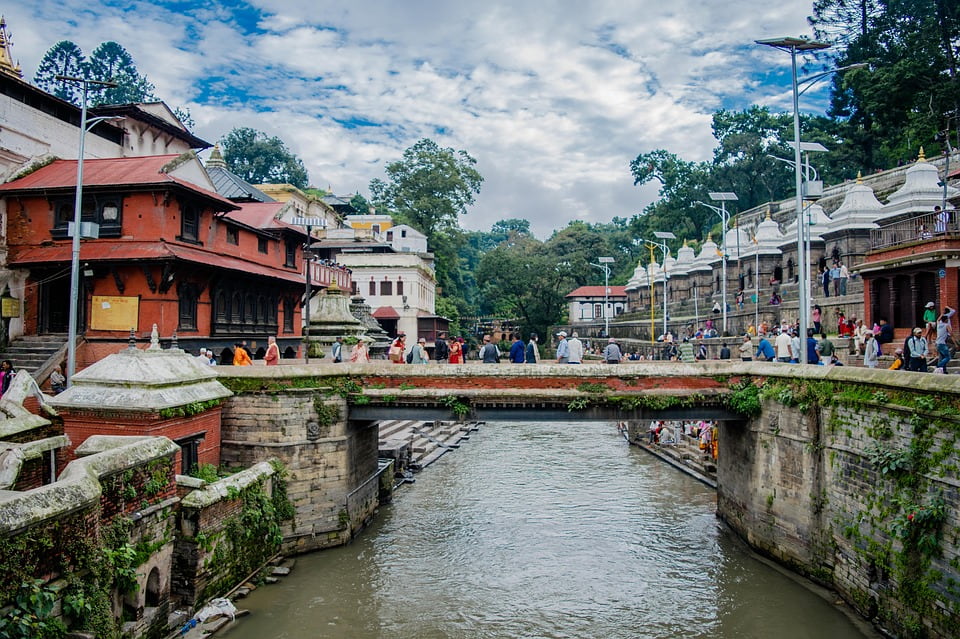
top-left (222, 422), bottom-right (868, 639)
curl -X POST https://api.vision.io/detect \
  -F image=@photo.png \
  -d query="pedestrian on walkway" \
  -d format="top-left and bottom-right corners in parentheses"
top-left (409, 337), bottom-right (429, 364)
top-left (480, 335), bottom-right (500, 363)
top-left (906, 328), bottom-right (928, 372)
top-left (603, 338), bottom-right (622, 363)
top-left (936, 306), bottom-right (956, 372)
top-left (434, 332), bottom-right (450, 363)
top-left (526, 333), bottom-right (540, 364)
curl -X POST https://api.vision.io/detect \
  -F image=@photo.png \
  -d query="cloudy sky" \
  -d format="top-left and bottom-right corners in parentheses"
top-left (9, 1), bottom-right (828, 238)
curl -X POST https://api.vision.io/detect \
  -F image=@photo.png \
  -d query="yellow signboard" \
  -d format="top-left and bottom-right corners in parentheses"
top-left (90, 295), bottom-right (139, 331)
top-left (1, 296), bottom-right (20, 319)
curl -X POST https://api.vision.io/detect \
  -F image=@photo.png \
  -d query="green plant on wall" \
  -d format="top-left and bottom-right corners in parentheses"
top-left (440, 395), bottom-right (471, 418)
top-left (0, 579), bottom-right (66, 639)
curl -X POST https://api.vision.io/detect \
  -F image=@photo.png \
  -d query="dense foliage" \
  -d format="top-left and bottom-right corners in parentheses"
top-left (33, 40), bottom-right (156, 106)
top-left (219, 127), bottom-right (309, 189)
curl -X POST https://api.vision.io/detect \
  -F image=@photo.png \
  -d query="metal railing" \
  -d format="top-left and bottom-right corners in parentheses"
top-left (870, 209), bottom-right (960, 250)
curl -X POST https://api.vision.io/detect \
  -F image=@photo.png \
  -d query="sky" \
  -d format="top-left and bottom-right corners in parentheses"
top-left (8, 1), bottom-right (830, 238)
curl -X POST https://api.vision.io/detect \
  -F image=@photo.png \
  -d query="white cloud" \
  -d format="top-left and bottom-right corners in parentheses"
top-left (6, 0), bottom-right (819, 239)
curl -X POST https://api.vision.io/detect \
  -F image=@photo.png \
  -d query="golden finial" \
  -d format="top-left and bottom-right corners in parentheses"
top-left (856, 170), bottom-right (863, 184)
top-left (706, 233), bottom-right (712, 242)
top-left (917, 147), bottom-right (926, 162)
top-left (0, 16), bottom-right (22, 79)
top-left (765, 210), bottom-right (773, 221)
top-left (682, 239), bottom-right (688, 247)
top-left (205, 143), bottom-right (227, 169)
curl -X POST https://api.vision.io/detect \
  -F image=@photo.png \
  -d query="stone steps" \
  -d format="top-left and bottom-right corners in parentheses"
top-left (0, 334), bottom-right (68, 376)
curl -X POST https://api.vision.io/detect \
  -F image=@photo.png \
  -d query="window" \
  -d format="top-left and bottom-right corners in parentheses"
top-left (369, 280), bottom-right (376, 296)
top-left (372, 224), bottom-right (380, 233)
top-left (284, 240), bottom-right (297, 268)
top-left (226, 226), bottom-right (239, 245)
top-left (258, 237), bottom-right (269, 254)
top-left (180, 204), bottom-right (200, 242)
top-left (380, 280), bottom-right (393, 296)
top-left (397, 279), bottom-right (404, 296)
top-left (401, 229), bottom-right (407, 238)
top-left (386, 231), bottom-right (393, 241)
top-left (283, 297), bottom-right (294, 333)
top-left (594, 303), bottom-right (602, 318)
top-left (177, 284), bottom-right (198, 331)
top-left (52, 195), bottom-right (124, 238)
top-left (175, 434), bottom-right (205, 475)
top-left (352, 282), bottom-right (359, 295)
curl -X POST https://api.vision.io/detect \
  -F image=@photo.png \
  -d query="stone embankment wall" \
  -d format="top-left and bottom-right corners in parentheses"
top-left (217, 372), bottom-right (381, 554)
top-left (0, 435), bottom-right (180, 639)
top-left (175, 461), bottom-right (284, 605)
top-left (719, 365), bottom-right (960, 639)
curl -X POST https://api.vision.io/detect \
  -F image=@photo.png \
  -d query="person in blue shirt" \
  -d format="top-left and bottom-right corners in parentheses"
top-left (509, 333), bottom-right (526, 363)
top-left (755, 332), bottom-right (775, 361)
top-left (806, 329), bottom-right (821, 364)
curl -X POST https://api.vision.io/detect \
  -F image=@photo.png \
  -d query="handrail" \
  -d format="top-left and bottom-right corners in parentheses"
top-left (870, 209), bottom-right (960, 250)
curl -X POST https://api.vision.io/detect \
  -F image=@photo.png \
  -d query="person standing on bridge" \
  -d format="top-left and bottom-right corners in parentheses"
top-left (410, 337), bottom-right (430, 364)
top-left (509, 333), bottom-right (526, 363)
top-left (555, 331), bottom-right (570, 363)
top-left (739, 334), bottom-right (753, 361)
top-left (480, 335), bottom-right (500, 363)
top-left (434, 332), bottom-right (450, 363)
top-left (264, 336), bottom-right (281, 366)
top-left (526, 333), bottom-right (540, 364)
top-left (567, 332), bottom-right (584, 364)
top-left (603, 338), bottom-right (622, 363)
top-left (775, 328), bottom-right (792, 363)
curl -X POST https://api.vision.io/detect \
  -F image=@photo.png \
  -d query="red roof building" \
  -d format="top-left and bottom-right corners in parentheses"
top-left (565, 285), bottom-right (628, 326)
top-left (0, 153), bottom-right (314, 366)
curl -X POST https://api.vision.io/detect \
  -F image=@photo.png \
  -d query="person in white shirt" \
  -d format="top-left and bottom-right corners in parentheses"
top-left (567, 332), bottom-right (584, 364)
top-left (775, 330), bottom-right (792, 362)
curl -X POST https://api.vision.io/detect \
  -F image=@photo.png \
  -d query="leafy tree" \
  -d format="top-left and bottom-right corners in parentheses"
top-left (33, 40), bottom-right (85, 104)
top-left (220, 127), bottom-right (309, 189)
top-left (173, 106), bottom-right (195, 128)
top-left (349, 192), bottom-right (370, 214)
top-left (477, 236), bottom-right (575, 339)
top-left (86, 41), bottom-right (156, 105)
top-left (369, 138), bottom-right (483, 238)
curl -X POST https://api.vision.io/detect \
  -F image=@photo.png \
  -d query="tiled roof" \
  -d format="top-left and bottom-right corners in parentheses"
top-left (0, 155), bottom-right (238, 211)
top-left (372, 306), bottom-right (400, 319)
top-left (206, 165), bottom-right (274, 202)
top-left (7, 240), bottom-right (304, 285)
top-left (565, 285), bottom-right (628, 298)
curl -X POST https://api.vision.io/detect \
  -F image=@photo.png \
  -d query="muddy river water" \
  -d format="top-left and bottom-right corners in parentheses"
top-left (221, 421), bottom-right (874, 639)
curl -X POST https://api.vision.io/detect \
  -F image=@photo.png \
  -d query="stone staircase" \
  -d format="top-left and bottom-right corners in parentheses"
top-left (378, 419), bottom-right (479, 473)
top-left (0, 334), bottom-right (68, 377)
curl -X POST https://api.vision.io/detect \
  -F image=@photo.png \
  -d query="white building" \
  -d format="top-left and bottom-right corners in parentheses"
top-left (566, 286), bottom-right (628, 324)
top-left (384, 224), bottom-right (428, 253)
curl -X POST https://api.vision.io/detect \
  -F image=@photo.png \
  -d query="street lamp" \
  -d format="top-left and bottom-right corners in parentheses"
top-left (57, 74), bottom-right (117, 386)
top-left (756, 36), bottom-right (832, 364)
top-left (642, 233), bottom-right (675, 340)
top-left (696, 191), bottom-right (738, 335)
top-left (590, 256), bottom-right (615, 337)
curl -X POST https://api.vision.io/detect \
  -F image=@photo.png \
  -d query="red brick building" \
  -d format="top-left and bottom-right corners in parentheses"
top-left (0, 153), bottom-right (316, 362)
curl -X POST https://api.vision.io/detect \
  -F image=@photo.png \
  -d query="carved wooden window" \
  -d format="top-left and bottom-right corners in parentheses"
top-left (180, 204), bottom-right (200, 243)
top-left (283, 297), bottom-right (294, 333)
top-left (226, 226), bottom-right (239, 245)
top-left (380, 280), bottom-right (393, 296)
top-left (177, 283), bottom-right (198, 331)
top-left (51, 194), bottom-right (123, 238)
top-left (284, 240), bottom-right (297, 268)
top-left (258, 237), bottom-right (269, 254)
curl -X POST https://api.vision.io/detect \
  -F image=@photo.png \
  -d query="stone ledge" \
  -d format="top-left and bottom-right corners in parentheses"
top-left (180, 460), bottom-right (278, 509)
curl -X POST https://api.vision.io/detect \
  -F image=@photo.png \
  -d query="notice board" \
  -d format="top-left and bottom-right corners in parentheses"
top-left (90, 295), bottom-right (140, 331)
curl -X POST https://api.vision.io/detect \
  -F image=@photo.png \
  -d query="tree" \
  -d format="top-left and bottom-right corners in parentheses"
top-left (86, 41), bottom-right (156, 105)
top-left (220, 127), bottom-right (309, 189)
top-left (33, 41), bottom-right (85, 104)
top-left (349, 193), bottom-right (370, 214)
top-left (369, 138), bottom-right (483, 238)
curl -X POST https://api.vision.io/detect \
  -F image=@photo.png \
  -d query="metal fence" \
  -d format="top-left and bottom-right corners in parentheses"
top-left (870, 209), bottom-right (960, 250)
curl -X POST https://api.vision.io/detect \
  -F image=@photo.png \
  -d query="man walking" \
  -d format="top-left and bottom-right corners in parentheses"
top-left (555, 331), bottom-right (569, 363)
top-left (480, 335), bottom-right (500, 363)
top-left (936, 306), bottom-right (956, 372)
top-left (509, 333), bottom-right (525, 363)
top-left (331, 336), bottom-right (343, 363)
top-left (526, 333), bottom-right (540, 363)
top-left (434, 331), bottom-right (450, 363)
top-left (567, 332), bottom-right (584, 364)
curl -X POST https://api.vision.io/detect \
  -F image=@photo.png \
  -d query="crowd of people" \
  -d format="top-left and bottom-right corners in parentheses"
top-left (647, 419), bottom-right (719, 461)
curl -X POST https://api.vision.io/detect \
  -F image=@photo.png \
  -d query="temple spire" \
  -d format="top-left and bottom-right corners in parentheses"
top-left (917, 147), bottom-right (927, 162)
top-left (856, 170), bottom-right (863, 184)
top-left (0, 17), bottom-right (22, 79)
top-left (205, 143), bottom-right (227, 169)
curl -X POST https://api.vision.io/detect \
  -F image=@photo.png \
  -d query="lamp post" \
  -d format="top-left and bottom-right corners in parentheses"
top-left (756, 36), bottom-right (832, 364)
top-left (642, 233), bottom-right (676, 340)
top-left (590, 257), bottom-right (615, 337)
top-left (57, 75), bottom-right (117, 386)
top-left (291, 216), bottom-right (325, 364)
top-left (696, 192), bottom-right (738, 335)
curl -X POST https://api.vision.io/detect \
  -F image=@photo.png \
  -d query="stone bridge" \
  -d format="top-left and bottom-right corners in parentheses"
top-left (218, 361), bottom-right (960, 638)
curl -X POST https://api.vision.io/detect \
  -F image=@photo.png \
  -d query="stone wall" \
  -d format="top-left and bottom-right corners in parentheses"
top-left (218, 384), bottom-right (379, 553)
top-left (718, 365), bottom-right (960, 638)
top-left (175, 461), bottom-right (281, 606)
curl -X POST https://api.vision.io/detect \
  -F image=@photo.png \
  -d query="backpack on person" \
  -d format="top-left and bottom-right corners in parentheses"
top-left (406, 349), bottom-right (414, 364)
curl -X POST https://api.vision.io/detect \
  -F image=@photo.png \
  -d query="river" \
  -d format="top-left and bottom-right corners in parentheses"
top-left (221, 421), bottom-right (874, 639)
